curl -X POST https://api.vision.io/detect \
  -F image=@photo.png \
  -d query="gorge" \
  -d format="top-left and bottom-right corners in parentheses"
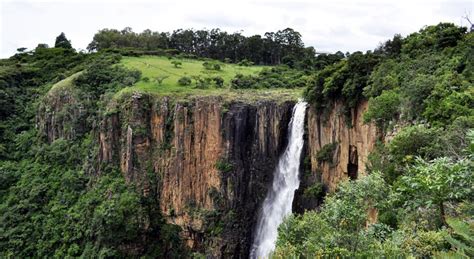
top-left (2, 22), bottom-right (472, 258)
top-left (37, 85), bottom-right (380, 257)
top-left (250, 100), bottom-right (307, 258)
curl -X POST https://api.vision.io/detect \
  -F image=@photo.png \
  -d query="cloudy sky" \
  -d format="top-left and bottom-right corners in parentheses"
top-left (1, 0), bottom-right (472, 58)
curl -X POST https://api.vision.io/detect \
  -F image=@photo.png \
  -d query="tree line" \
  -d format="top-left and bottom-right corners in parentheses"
top-left (87, 27), bottom-right (317, 66)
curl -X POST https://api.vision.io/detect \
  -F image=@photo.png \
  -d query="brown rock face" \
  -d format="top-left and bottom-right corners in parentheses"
top-left (97, 93), bottom-right (294, 257)
top-left (37, 86), bottom-right (87, 143)
top-left (306, 100), bottom-right (380, 192)
top-left (38, 86), bottom-right (381, 257)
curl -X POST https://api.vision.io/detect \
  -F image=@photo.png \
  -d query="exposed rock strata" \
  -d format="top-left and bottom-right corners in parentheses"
top-left (97, 94), bottom-right (294, 257)
top-left (306, 100), bottom-right (380, 191)
top-left (38, 89), bottom-right (380, 257)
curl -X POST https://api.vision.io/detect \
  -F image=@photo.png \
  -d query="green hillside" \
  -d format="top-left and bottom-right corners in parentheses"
top-left (117, 56), bottom-right (303, 101)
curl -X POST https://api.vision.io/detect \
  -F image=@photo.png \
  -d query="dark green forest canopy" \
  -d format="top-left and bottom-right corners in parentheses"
top-left (87, 27), bottom-right (318, 67)
top-left (304, 23), bottom-right (473, 126)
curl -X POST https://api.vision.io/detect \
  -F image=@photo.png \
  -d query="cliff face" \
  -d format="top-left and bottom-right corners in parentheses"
top-left (37, 84), bottom-right (87, 143)
top-left (306, 100), bottom-right (380, 192)
top-left (97, 93), bottom-right (294, 257)
top-left (38, 88), bottom-right (380, 257)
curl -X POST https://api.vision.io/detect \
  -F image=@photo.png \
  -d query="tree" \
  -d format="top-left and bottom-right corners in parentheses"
top-left (213, 76), bottom-right (224, 88)
top-left (397, 157), bottom-right (473, 225)
top-left (154, 75), bottom-right (169, 85)
top-left (275, 173), bottom-right (388, 257)
top-left (363, 90), bottom-right (401, 130)
top-left (171, 60), bottom-right (182, 68)
top-left (177, 76), bottom-right (191, 86)
top-left (16, 47), bottom-right (27, 53)
top-left (54, 32), bottom-right (72, 49)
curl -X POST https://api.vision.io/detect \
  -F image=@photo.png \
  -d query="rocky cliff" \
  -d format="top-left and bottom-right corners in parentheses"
top-left (38, 87), bottom-right (380, 257)
top-left (96, 93), bottom-right (294, 257)
top-left (306, 100), bottom-right (380, 192)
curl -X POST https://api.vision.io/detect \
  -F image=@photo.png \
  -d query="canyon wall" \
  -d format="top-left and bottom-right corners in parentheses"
top-left (97, 93), bottom-right (294, 257)
top-left (38, 89), bottom-right (380, 257)
top-left (306, 100), bottom-right (380, 192)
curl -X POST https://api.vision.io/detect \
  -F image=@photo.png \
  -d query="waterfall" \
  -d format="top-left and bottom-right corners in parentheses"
top-left (250, 100), bottom-right (308, 259)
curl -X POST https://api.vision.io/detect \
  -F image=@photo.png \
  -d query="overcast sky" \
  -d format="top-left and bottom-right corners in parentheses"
top-left (1, 0), bottom-right (472, 58)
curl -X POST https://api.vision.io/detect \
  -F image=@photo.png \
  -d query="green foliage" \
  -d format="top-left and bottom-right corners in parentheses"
top-left (438, 218), bottom-right (474, 258)
top-left (303, 182), bottom-right (324, 199)
top-left (396, 157), bottom-right (473, 225)
top-left (0, 160), bottom-right (186, 257)
top-left (54, 32), bottom-right (73, 49)
top-left (237, 59), bottom-right (254, 66)
top-left (305, 23), bottom-right (472, 130)
top-left (193, 75), bottom-right (211, 89)
top-left (178, 76), bottom-right (192, 86)
top-left (171, 60), bottom-right (182, 68)
top-left (88, 27), bottom-right (309, 66)
top-left (304, 51), bottom-right (380, 116)
top-left (230, 66), bottom-right (308, 89)
top-left (74, 54), bottom-right (141, 98)
top-left (389, 124), bottom-right (442, 162)
top-left (231, 73), bottom-right (257, 89)
top-left (316, 142), bottom-right (338, 164)
top-left (0, 43), bottom-right (87, 160)
top-left (277, 129), bottom-right (474, 257)
top-left (212, 76), bottom-right (224, 88)
top-left (202, 61), bottom-right (221, 71)
top-left (424, 87), bottom-right (474, 127)
top-left (154, 75), bottom-right (169, 85)
top-left (215, 159), bottom-right (233, 173)
top-left (0, 41), bottom-right (187, 258)
top-left (402, 23), bottom-right (467, 55)
top-left (364, 59), bottom-right (400, 98)
top-left (368, 125), bottom-right (443, 183)
top-left (363, 89), bottom-right (401, 130)
top-left (276, 173), bottom-right (388, 257)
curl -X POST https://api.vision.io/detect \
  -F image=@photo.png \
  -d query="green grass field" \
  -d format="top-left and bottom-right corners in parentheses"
top-left (117, 56), bottom-right (303, 102)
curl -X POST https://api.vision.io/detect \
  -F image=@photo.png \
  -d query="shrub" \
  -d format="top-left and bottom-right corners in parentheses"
top-left (142, 77), bottom-right (150, 82)
top-left (230, 74), bottom-right (257, 89)
top-left (213, 76), bottom-right (224, 88)
top-left (401, 74), bottom-right (435, 120)
top-left (192, 76), bottom-right (211, 89)
top-left (74, 55), bottom-right (141, 98)
top-left (238, 59), bottom-right (254, 66)
top-left (215, 159), bottom-right (233, 173)
top-left (388, 125), bottom-right (442, 163)
top-left (303, 182), bottom-right (325, 199)
top-left (202, 61), bottom-right (221, 71)
top-left (363, 89), bottom-right (401, 130)
top-left (178, 76), bottom-right (191, 86)
top-left (154, 75), bottom-right (169, 85)
top-left (276, 173), bottom-right (388, 257)
top-left (171, 60), bottom-right (182, 68)
top-left (316, 142), bottom-right (338, 164)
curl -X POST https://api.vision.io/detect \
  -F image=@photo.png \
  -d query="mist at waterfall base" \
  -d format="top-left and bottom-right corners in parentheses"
top-left (250, 101), bottom-right (307, 259)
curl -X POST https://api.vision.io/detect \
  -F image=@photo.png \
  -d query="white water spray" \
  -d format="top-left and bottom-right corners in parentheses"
top-left (250, 100), bottom-right (307, 259)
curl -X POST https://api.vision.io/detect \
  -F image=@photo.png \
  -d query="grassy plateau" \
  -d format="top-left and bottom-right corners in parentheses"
top-left (117, 56), bottom-right (303, 102)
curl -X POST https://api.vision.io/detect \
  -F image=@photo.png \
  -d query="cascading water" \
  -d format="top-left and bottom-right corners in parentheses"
top-left (250, 100), bottom-right (307, 259)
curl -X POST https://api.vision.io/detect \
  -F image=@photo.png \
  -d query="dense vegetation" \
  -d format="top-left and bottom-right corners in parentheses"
top-left (1, 23), bottom-right (472, 258)
top-left (278, 23), bottom-right (474, 258)
top-left (0, 40), bottom-right (186, 257)
top-left (87, 27), bottom-right (316, 67)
